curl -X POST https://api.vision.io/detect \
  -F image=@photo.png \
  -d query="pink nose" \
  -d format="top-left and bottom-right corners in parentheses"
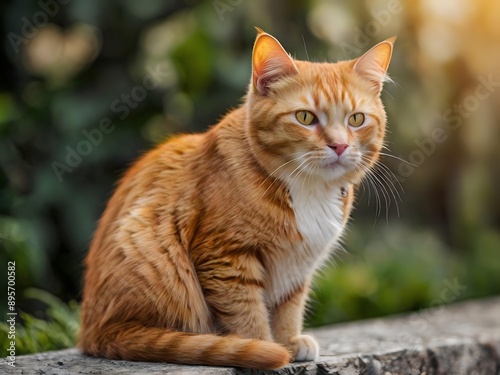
top-left (329, 143), bottom-right (349, 156)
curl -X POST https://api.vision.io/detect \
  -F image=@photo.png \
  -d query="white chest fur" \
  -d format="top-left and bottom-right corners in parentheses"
top-left (267, 181), bottom-right (346, 304)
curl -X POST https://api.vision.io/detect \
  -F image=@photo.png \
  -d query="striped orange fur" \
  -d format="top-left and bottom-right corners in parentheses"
top-left (79, 29), bottom-right (395, 369)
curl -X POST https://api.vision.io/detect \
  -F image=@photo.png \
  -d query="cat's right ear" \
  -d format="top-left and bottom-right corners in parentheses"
top-left (252, 28), bottom-right (298, 96)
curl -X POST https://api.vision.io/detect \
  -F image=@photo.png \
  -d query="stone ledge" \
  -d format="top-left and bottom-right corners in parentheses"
top-left (4, 297), bottom-right (500, 374)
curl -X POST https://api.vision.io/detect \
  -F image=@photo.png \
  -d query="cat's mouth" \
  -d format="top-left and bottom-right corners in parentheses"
top-left (323, 158), bottom-right (349, 169)
top-left (325, 160), bottom-right (341, 167)
top-left (320, 157), bottom-right (358, 176)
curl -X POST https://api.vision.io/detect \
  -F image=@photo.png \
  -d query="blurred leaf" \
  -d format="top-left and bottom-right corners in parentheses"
top-left (171, 30), bottom-right (214, 97)
top-left (0, 289), bottom-right (80, 355)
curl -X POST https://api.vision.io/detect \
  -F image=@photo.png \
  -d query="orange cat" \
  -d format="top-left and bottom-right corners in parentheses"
top-left (79, 29), bottom-right (395, 369)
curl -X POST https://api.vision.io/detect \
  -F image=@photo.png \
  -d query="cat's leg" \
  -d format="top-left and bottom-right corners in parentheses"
top-left (271, 279), bottom-right (319, 361)
top-left (109, 205), bottom-right (214, 334)
top-left (197, 254), bottom-right (273, 341)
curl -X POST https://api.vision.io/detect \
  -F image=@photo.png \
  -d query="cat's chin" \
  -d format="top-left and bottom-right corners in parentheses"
top-left (310, 164), bottom-right (350, 182)
top-left (324, 160), bottom-right (343, 168)
top-left (312, 159), bottom-right (362, 183)
top-left (323, 159), bottom-right (350, 173)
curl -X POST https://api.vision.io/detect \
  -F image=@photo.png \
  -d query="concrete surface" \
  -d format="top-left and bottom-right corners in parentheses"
top-left (4, 297), bottom-right (500, 374)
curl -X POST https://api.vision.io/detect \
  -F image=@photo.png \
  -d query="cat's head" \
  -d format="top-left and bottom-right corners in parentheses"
top-left (246, 28), bottom-right (395, 186)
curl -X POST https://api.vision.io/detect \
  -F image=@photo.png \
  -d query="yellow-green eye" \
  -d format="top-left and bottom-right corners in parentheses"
top-left (348, 113), bottom-right (365, 127)
top-left (295, 110), bottom-right (318, 126)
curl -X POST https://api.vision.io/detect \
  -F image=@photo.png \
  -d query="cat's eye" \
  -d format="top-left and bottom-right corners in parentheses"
top-left (295, 110), bottom-right (318, 126)
top-left (348, 113), bottom-right (365, 127)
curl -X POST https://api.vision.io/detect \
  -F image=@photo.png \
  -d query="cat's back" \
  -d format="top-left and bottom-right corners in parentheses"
top-left (87, 133), bottom-right (206, 259)
top-left (126, 132), bottom-right (205, 185)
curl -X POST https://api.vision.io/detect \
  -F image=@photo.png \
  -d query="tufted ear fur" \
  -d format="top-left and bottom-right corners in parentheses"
top-left (252, 28), bottom-right (298, 96)
top-left (353, 36), bottom-right (396, 92)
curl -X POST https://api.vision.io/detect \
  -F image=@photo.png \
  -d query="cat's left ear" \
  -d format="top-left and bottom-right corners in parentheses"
top-left (353, 36), bottom-right (396, 92)
top-left (252, 28), bottom-right (298, 96)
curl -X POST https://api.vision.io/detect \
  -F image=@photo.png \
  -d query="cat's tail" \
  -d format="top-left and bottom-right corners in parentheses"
top-left (79, 323), bottom-right (291, 370)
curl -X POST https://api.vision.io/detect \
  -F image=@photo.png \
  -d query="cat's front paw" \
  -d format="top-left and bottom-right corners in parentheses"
top-left (289, 334), bottom-right (319, 361)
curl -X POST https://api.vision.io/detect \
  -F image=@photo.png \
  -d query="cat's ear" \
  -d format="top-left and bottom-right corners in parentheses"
top-left (353, 36), bottom-right (396, 92)
top-left (252, 28), bottom-right (298, 96)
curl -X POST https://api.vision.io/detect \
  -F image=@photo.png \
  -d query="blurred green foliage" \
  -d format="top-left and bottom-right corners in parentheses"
top-left (0, 0), bottom-right (499, 355)
top-left (0, 289), bottom-right (79, 355)
top-left (309, 225), bottom-right (500, 326)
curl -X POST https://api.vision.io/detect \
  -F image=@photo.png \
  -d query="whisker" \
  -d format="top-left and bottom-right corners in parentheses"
top-left (369, 170), bottom-right (391, 222)
top-left (302, 34), bottom-right (310, 60)
top-left (379, 152), bottom-right (417, 167)
top-left (374, 161), bottom-right (405, 198)
top-left (359, 156), bottom-right (403, 221)
top-left (383, 88), bottom-right (395, 101)
top-left (367, 173), bottom-right (382, 223)
top-left (271, 158), bottom-right (311, 202)
top-left (357, 160), bottom-right (387, 223)
top-left (257, 151), bottom-right (316, 199)
top-left (356, 163), bottom-right (382, 221)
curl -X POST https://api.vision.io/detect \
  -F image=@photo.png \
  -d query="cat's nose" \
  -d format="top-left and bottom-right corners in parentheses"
top-left (328, 143), bottom-right (349, 156)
